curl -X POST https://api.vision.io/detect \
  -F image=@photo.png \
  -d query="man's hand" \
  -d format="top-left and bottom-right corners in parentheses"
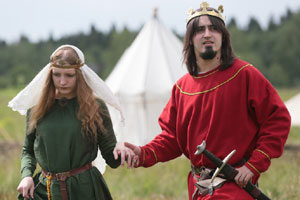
top-left (17, 176), bottom-right (35, 199)
top-left (124, 142), bottom-right (141, 167)
top-left (234, 165), bottom-right (254, 187)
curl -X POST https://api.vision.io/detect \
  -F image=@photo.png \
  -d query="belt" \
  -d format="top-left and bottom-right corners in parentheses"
top-left (42, 162), bottom-right (93, 200)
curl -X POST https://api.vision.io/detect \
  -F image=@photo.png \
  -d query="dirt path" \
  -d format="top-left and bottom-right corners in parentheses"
top-left (0, 140), bottom-right (22, 157)
top-left (285, 143), bottom-right (300, 152)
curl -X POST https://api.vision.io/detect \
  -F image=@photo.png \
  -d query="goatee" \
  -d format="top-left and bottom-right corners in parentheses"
top-left (200, 47), bottom-right (217, 60)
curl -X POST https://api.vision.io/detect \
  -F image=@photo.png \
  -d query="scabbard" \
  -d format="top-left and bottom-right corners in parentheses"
top-left (245, 182), bottom-right (271, 200)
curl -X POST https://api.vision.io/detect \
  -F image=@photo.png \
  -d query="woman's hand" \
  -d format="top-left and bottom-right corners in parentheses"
top-left (17, 176), bottom-right (35, 199)
top-left (113, 142), bottom-right (137, 168)
top-left (234, 165), bottom-right (254, 187)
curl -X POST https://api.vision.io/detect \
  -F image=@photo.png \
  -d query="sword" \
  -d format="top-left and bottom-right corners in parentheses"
top-left (194, 141), bottom-right (271, 200)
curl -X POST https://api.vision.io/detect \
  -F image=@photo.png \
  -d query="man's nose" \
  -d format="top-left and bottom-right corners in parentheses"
top-left (204, 28), bottom-right (211, 37)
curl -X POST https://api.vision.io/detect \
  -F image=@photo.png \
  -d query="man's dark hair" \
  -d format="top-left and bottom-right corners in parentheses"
top-left (183, 15), bottom-right (236, 76)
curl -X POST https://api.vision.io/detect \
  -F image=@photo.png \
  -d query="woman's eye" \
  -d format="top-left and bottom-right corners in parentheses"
top-left (53, 73), bottom-right (60, 77)
top-left (66, 74), bottom-right (75, 78)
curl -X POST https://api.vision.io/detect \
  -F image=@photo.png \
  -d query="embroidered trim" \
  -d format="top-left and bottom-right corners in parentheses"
top-left (255, 149), bottom-right (271, 161)
top-left (247, 162), bottom-right (261, 175)
top-left (142, 148), bottom-right (145, 165)
top-left (150, 148), bottom-right (158, 163)
top-left (176, 64), bottom-right (251, 95)
top-left (193, 68), bottom-right (219, 79)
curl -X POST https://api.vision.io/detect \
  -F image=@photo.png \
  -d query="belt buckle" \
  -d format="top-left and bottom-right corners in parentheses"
top-left (56, 172), bottom-right (70, 181)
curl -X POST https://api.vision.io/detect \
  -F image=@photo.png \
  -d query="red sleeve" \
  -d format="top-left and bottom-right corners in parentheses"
top-left (245, 67), bottom-right (291, 179)
top-left (138, 85), bottom-right (182, 167)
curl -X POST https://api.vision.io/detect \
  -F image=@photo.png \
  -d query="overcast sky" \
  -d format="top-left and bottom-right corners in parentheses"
top-left (1, 0), bottom-right (300, 43)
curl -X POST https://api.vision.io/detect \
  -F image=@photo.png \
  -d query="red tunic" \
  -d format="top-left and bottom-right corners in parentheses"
top-left (138, 59), bottom-right (291, 199)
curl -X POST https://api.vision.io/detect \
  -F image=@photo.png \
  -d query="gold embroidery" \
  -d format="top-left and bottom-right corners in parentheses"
top-left (176, 64), bottom-right (251, 95)
top-left (247, 162), bottom-right (261, 174)
top-left (255, 149), bottom-right (271, 161)
top-left (150, 148), bottom-right (158, 163)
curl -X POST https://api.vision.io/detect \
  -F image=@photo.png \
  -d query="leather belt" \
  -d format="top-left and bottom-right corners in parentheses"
top-left (42, 162), bottom-right (93, 200)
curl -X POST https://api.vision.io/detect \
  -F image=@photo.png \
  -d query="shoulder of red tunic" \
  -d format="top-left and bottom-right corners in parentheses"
top-left (176, 59), bottom-right (253, 83)
top-left (175, 58), bottom-right (257, 95)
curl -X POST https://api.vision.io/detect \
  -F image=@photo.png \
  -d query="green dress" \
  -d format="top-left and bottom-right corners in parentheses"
top-left (19, 98), bottom-right (121, 200)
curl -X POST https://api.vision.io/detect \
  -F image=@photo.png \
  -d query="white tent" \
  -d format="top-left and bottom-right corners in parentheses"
top-left (285, 93), bottom-right (300, 126)
top-left (105, 12), bottom-right (187, 146)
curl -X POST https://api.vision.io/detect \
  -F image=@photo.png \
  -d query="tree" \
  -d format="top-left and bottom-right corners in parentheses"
top-left (227, 18), bottom-right (237, 29)
top-left (247, 17), bottom-right (262, 32)
top-left (267, 16), bottom-right (277, 31)
top-left (268, 63), bottom-right (289, 86)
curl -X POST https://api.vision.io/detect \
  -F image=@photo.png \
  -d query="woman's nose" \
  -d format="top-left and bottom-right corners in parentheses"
top-left (60, 77), bottom-right (67, 85)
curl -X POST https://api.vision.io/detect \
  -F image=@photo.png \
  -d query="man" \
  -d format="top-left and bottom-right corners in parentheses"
top-left (126, 2), bottom-right (291, 199)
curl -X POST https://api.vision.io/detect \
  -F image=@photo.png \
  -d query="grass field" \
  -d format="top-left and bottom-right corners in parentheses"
top-left (0, 87), bottom-right (299, 200)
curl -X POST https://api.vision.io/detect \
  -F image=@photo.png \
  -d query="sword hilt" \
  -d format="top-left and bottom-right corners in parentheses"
top-left (195, 141), bottom-right (237, 180)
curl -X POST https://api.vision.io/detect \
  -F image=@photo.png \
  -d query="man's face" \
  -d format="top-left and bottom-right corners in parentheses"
top-left (192, 15), bottom-right (222, 60)
top-left (52, 67), bottom-right (77, 98)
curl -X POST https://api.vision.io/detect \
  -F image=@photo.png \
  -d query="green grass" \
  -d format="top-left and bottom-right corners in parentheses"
top-left (276, 87), bottom-right (300, 102)
top-left (0, 88), bottom-right (26, 141)
top-left (0, 153), bottom-right (22, 200)
top-left (105, 157), bottom-right (190, 200)
top-left (1, 87), bottom-right (300, 200)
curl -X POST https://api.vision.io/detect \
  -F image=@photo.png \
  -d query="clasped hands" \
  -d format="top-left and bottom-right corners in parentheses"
top-left (113, 142), bottom-right (141, 168)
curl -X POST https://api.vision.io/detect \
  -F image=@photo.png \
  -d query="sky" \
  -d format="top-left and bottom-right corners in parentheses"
top-left (1, 0), bottom-right (300, 43)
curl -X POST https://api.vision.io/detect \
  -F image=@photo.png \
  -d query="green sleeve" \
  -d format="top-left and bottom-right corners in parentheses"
top-left (20, 111), bottom-right (37, 179)
top-left (97, 100), bottom-right (121, 168)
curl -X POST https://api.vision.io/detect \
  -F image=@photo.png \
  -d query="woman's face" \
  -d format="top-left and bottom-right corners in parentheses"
top-left (52, 67), bottom-right (77, 99)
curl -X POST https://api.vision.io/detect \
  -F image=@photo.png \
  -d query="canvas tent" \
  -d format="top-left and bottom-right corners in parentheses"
top-left (285, 93), bottom-right (300, 126)
top-left (105, 12), bottom-right (187, 146)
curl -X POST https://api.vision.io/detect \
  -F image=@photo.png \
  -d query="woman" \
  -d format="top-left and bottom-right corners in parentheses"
top-left (9, 45), bottom-right (134, 200)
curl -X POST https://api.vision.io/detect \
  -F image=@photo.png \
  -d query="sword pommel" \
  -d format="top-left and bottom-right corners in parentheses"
top-left (195, 141), bottom-right (206, 155)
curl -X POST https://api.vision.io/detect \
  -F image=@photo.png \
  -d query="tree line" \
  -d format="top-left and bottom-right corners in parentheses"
top-left (0, 9), bottom-right (299, 88)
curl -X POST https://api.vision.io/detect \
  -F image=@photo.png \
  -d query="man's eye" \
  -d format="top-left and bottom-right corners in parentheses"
top-left (211, 26), bottom-right (217, 31)
top-left (196, 27), bottom-right (205, 32)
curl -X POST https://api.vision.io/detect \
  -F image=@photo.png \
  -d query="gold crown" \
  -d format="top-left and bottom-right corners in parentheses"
top-left (186, 2), bottom-right (224, 25)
